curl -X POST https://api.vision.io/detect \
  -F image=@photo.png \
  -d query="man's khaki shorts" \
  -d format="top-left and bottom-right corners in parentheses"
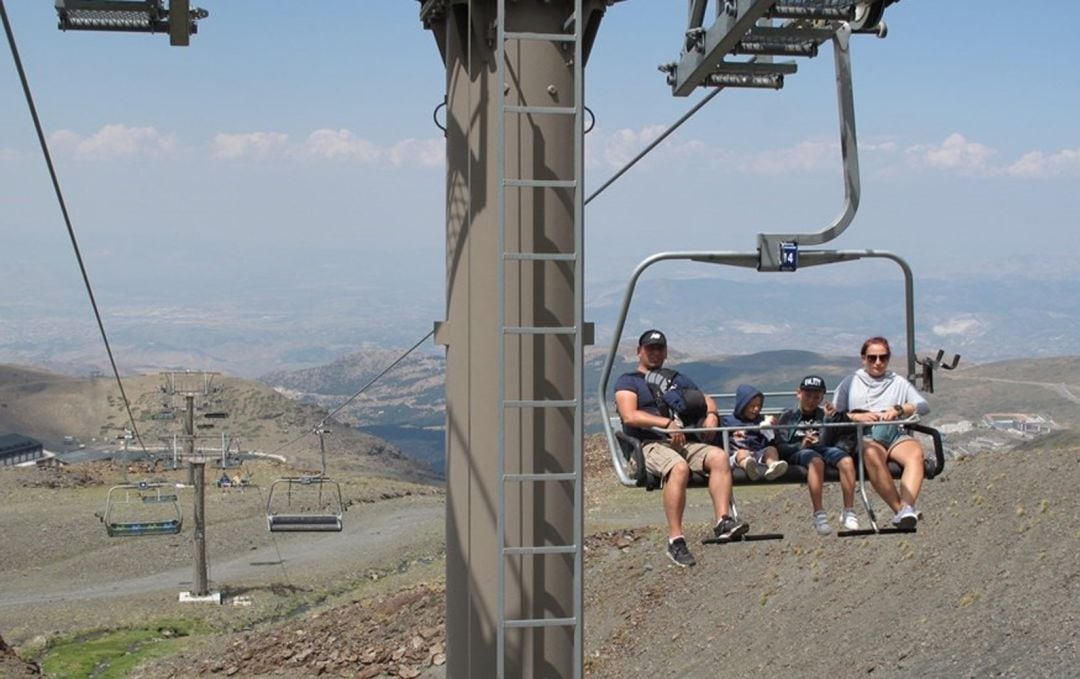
top-left (642, 440), bottom-right (719, 483)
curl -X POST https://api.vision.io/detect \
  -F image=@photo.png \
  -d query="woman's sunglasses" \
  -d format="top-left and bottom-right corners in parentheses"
top-left (864, 353), bottom-right (890, 363)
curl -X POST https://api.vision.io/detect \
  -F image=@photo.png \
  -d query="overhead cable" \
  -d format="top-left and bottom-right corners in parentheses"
top-left (1, 0), bottom-right (148, 453)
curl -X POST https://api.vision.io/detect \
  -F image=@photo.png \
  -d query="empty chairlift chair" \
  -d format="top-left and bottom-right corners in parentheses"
top-left (101, 480), bottom-right (183, 537)
top-left (265, 475), bottom-right (344, 532)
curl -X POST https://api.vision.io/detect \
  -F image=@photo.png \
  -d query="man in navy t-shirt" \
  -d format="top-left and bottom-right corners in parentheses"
top-left (614, 329), bottom-right (748, 567)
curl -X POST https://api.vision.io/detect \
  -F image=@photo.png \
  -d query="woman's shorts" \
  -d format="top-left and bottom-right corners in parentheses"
top-left (867, 424), bottom-right (915, 451)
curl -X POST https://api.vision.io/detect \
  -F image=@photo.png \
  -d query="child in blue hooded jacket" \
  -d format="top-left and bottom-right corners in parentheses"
top-left (721, 384), bottom-right (789, 481)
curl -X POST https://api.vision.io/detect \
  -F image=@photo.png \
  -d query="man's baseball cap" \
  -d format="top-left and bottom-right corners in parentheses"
top-left (638, 329), bottom-right (667, 347)
top-left (799, 375), bottom-right (827, 392)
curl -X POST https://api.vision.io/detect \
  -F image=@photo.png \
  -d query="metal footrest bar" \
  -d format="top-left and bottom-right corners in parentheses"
top-left (701, 532), bottom-right (784, 545)
top-left (837, 527), bottom-right (916, 537)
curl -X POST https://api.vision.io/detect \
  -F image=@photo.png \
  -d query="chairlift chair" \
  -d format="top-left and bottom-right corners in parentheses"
top-left (265, 426), bottom-right (344, 532)
top-left (101, 480), bottom-right (182, 537)
top-left (265, 475), bottom-right (344, 532)
top-left (600, 14), bottom-right (953, 538)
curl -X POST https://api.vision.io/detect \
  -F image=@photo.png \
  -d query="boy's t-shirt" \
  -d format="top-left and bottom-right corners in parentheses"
top-left (775, 406), bottom-right (826, 459)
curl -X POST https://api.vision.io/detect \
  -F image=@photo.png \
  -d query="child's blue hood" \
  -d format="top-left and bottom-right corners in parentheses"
top-left (733, 384), bottom-right (763, 419)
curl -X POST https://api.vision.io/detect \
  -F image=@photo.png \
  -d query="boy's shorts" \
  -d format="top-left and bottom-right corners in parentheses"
top-left (642, 441), bottom-right (716, 483)
top-left (789, 445), bottom-right (850, 468)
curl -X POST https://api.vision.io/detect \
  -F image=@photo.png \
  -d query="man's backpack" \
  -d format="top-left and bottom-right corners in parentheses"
top-left (644, 368), bottom-right (708, 429)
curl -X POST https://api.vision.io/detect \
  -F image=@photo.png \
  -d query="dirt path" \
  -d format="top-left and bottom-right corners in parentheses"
top-left (0, 498), bottom-right (442, 609)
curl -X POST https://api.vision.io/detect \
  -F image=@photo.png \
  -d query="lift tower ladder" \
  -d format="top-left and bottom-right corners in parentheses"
top-left (496, 1), bottom-right (585, 676)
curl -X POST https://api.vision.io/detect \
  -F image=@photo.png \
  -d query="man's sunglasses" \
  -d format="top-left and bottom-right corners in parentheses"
top-left (864, 354), bottom-right (890, 363)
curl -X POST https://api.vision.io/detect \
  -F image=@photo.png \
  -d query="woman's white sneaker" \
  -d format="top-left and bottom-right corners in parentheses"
top-left (891, 505), bottom-right (919, 529)
top-left (840, 509), bottom-right (860, 531)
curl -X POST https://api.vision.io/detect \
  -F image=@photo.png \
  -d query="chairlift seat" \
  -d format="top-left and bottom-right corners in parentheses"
top-left (265, 476), bottom-right (345, 533)
top-left (267, 514), bottom-right (343, 532)
top-left (106, 518), bottom-right (182, 537)
top-left (611, 415), bottom-right (944, 491)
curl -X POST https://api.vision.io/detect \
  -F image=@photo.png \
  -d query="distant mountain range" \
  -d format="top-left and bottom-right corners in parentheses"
top-left (2, 274), bottom-right (1078, 379)
top-left (258, 345), bottom-right (1080, 477)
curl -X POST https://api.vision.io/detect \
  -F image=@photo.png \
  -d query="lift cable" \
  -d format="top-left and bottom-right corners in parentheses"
top-left (265, 328), bottom-right (437, 459)
top-left (1, 0), bottom-right (148, 454)
top-left (585, 86), bottom-right (720, 207)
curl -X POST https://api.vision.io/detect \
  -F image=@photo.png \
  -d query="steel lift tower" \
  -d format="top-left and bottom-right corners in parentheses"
top-left (420, 1), bottom-right (614, 676)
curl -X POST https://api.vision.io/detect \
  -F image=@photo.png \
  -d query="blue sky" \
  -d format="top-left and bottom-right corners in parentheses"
top-left (2, 1), bottom-right (1079, 366)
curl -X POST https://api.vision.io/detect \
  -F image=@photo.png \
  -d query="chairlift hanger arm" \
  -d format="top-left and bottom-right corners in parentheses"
top-left (757, 24), bottom-right (860, 269)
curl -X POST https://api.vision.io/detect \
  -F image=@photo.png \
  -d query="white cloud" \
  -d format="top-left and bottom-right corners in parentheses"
top-left (213, 132), bottom-right (289, 160)
top-left (1006, 148), bottom-right (1080, 178)
top-left (591, 124), bottom-right (672, 168)
top-left (932, 315), bottom-right (987, 337)
top-left (49, 124), bottom-right (177, 159)
top-left (302, 129), bottom-right (381, 162)
top-left (744, 139), bottom-right (836, 174)
top-left (906, 133), bottom-right (997, 175)
top-left (386, 138), bottom-right (444, 168)
top-left (862, 141), bottom-right (898, 153)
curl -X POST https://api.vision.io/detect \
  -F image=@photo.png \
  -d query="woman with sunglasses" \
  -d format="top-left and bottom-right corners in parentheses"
top-left (832, 336), bottom-right (930, 528)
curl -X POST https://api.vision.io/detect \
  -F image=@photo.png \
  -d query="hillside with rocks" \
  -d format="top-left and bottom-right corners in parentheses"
top-left (0, 363), bottom-right (437, 483)
top-left (1, 429), bottom-right (1073, 677)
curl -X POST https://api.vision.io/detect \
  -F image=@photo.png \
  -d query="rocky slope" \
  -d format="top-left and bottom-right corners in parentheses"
top-left (94, 430), bottom-right (1080, 678)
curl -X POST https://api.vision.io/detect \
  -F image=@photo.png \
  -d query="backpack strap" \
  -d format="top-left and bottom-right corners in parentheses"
top-left (643, 369), bottom-right (679, 419)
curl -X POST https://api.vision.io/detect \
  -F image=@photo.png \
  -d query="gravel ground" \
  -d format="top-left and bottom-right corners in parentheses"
top-left (2, 433), bottom-right (1079, 677)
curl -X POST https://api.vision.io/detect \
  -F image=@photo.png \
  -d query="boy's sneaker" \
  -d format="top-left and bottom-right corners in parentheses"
top-left (666, 537), bottom-right (696, 567)
top-left (714, 516), bottom-right (750, 540)
top-left (742, 458), bottom-right (763, 481)
top-left (764, 460), bottom-right (789, 481)
top-left (840, 509), bottom-right (860, 531)
top-left (813, 510), bottom-right (833, 536)
top-left (891, 505), bottom-right (919, 530)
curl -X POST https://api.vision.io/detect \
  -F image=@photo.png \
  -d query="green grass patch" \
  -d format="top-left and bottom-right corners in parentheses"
top-left (38, 619), bottom-right (206, 679)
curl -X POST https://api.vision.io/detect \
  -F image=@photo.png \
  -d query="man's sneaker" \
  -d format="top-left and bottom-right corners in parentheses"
top-left (666, 537), bottom-right (696, 567)
top-left (764, 460), bottom-right (789, 481)
top-left (840, 509), bottom-right (860, 531)
top-left (741, 458), bottom-right (763, 481)
top-left (714, 516), bottom-right (750, 540)
top-left (813, 510), bottom-right (833, 536)
top-left (891, 504), bottom-right (919, 530)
